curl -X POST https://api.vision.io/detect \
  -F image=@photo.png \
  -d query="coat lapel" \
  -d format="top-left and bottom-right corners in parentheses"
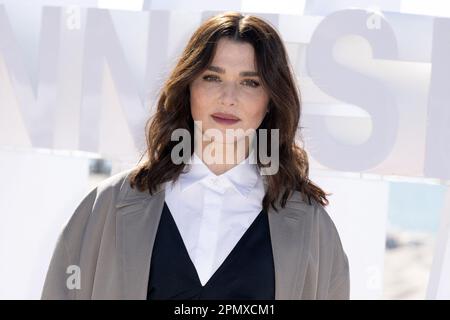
top-left (268, 193), bottom-right (311, 299)
top-left (115, 182), bottom-right (166, 299)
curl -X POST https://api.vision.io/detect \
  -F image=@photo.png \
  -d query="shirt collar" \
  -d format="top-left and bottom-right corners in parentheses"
top-left (178, 149), bottom-right (261, 197)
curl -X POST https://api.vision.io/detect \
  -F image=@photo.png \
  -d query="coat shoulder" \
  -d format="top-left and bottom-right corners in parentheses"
top-left (285, 190), bottom-right (341, 242)
top-left (61, 167), bottom-right (139, 241)
top-left (94, 167), bottom-right (136, 197)
top-left (92, 167), bottom-right (149, 207)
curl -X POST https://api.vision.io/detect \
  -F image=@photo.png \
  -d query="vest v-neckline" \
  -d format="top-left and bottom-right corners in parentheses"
top-left (162, 201), bottom-right (265, 289)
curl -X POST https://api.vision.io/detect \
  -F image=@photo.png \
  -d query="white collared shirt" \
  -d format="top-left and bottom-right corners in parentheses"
top-left (164, 150), bottom-right (266, 286)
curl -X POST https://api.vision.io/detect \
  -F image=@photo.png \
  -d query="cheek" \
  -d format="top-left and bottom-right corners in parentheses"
top-left (189, 94), bottom-right (200, 121)
top-left (190, 84), bottom-right (209, 121)
top-left (241, 95), bottom-right (269, 127)
top-left (190, 82), bottom-right (219, 118)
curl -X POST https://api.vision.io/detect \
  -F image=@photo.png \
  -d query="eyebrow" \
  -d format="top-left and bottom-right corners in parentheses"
top-left (206, 65), bottom-right (259, 77)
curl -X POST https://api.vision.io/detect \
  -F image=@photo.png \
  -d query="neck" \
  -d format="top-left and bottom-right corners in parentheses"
top-left (194, 137), bottom-right (253, 176)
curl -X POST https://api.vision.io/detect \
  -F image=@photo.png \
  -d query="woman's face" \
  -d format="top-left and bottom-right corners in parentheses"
top-left (189, 37), bottom-right (270, 144)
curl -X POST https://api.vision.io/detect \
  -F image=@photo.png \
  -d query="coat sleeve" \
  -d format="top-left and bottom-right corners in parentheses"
top-left (41, 187), bottom-right (98, 300)
top-left (327, 225), bottom-right (350, 300)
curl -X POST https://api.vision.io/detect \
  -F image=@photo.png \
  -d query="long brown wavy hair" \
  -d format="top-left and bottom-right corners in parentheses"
top-left (129, 11), bottom-right (330, 212)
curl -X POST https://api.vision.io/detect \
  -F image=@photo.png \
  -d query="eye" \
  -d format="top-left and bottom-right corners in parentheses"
top-left (201, 74), bottom-right (260, 88)
top-left (202, 74), bottom-right (221, 82)
top-left (242, 79), bottom-right (260, 88)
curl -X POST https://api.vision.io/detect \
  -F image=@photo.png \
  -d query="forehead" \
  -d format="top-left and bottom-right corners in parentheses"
top-left (210, 38), bottom-right (257, 70)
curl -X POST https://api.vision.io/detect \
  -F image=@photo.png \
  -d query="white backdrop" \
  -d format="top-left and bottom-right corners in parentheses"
top-left (1, 0), bottom-right (450, 299)
top-left (0, 148), bottom-right (90, 299)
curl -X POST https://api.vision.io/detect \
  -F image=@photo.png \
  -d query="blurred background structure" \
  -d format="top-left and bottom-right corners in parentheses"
top-left (1, 0), bottom-right (450, 299)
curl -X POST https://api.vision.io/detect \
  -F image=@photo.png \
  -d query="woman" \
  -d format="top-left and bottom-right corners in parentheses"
top-left (42, 11), bottom-right (349, 300)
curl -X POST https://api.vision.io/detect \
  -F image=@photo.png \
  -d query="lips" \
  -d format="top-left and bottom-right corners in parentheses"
top-left (211, 113), bottom-right (240, 126)
top-left (211, 112), bottom-right (240, 120)
top-left (211, 112), bottom-right (240, 125)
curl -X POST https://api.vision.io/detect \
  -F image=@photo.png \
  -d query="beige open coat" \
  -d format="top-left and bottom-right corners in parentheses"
top-left (41, 169), bottom-right (350, 300)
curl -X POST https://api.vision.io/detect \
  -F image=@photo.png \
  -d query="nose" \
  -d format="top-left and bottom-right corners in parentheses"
top-left (220, 82), bottom-right (238, 106)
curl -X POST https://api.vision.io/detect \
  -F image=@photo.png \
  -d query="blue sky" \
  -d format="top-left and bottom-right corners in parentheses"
top-left (388, 181), bottom-right (447, 233)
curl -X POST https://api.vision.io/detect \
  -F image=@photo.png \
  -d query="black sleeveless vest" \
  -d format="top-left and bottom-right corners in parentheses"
top-left (147, 201), bottom-right (275, 299)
